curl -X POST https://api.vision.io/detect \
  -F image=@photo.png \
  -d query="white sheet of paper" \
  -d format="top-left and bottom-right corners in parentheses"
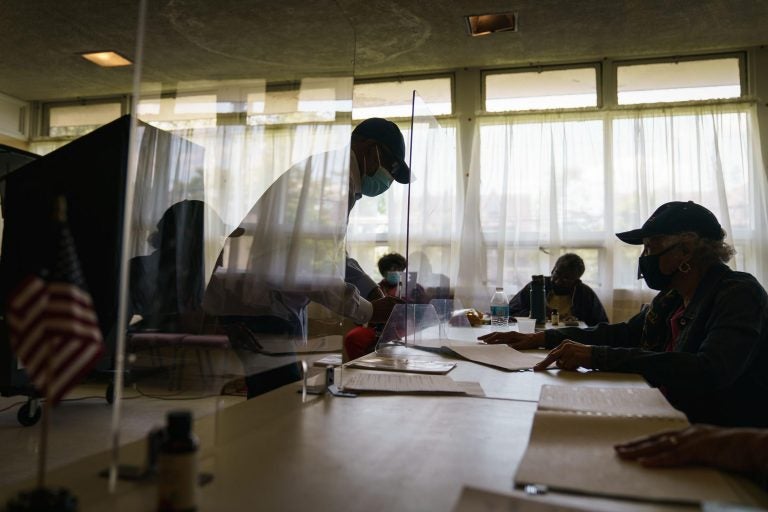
top-left (538, 385), bottom-right (687, 420)
top-left (515, 411), bottom-right (741, 505)
top-left (340, 372), bottom-right (470, 394)
top-left (447, 344), bottom-right (546, 371)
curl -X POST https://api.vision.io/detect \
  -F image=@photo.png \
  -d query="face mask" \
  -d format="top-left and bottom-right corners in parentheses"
top-left (386, 271), bottom-right (401, 285)
top-left (362, 167), bottom-right (394, 197)
top-left (361, 146), bottom-right (394, 197)
top-left (637, 243), bottom-right (679, 290)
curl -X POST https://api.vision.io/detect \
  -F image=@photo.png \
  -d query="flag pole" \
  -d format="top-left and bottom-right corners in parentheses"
top-left (35, 196), bottom-right (65, 488)
top-left (36, 331), bottom-right (52, 489)
top-left (3, 195), bottom-right (80, 511)
top-left (35, 196), bottom-right (67, 488)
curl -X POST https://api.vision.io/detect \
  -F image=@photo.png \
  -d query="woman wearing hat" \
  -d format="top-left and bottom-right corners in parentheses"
top-left (480, 201), bottom-right (768, 427)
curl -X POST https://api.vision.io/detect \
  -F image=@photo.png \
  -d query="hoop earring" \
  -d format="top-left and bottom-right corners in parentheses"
top-left (678, 261), bottom-right (691, 273)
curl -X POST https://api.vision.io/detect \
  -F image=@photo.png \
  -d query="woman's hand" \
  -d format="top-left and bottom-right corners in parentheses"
top-left (533, 340), bottom-right (593, 371)
top-left (615, 425), bottom-right (768, 474)
top-left (477, 331), bottom-right (545, 350)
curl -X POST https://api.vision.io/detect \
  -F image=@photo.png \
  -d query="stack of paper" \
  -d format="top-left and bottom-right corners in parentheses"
top-left (348, 356), bottom-right (456, 374)
top-left (340, 372), bottom-right (481, 395)
top-left (515, 385), bottom-right (743, 505)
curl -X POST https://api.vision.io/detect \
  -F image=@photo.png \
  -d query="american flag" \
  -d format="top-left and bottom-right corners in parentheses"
top-left (6, 202), bottom-right (104, 405)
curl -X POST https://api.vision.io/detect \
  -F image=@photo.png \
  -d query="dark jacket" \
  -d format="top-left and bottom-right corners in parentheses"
top-left (509, 278), bottom-right (609, 326)
top-left (544, 263), bottom-right (768, 427)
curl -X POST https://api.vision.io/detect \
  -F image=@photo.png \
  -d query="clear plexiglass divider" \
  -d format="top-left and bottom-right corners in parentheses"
top-left (109, 0), bottom-right (358, 493)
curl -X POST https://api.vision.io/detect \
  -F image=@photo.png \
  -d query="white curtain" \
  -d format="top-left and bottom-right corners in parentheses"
top-left (457, 102), bottom-right (768, 322)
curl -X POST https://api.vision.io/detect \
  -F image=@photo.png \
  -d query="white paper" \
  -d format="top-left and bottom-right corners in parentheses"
top-left (538, 385), bottom-right (688, 420)
top-left (341, 372), bottom-right (470, 394)
top-left (447, 344), bottom-right (546, 371)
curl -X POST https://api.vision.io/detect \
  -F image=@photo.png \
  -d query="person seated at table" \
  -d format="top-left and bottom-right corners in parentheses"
top-left (479, 201), bottom-right (768, 427)
top-left (615, 424), bottom-right (768, 486)
top-left (376, 252), bottom-right (428, 303)
top-left (129, 199), bottom-right (243, 332)
top-left (409, 250), bottom-right (452, 299)
top-left (508, 253), bottom-right (608, 326)
top-left (344, 252), bottom-right (433, 361)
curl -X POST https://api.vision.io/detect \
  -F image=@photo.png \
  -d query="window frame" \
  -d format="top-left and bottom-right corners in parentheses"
top-left (351, 72), bottom-right (455, 120)
top-left (612, 51), bottom-right (747, 107)
top-left (481, 62), bottom-right (603, 114)
top-left (39, 95), bottom-right (129, 138)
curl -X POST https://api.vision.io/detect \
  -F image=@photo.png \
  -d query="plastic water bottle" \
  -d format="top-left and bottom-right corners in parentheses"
top-left (490, 287), bottom-right (510, 328)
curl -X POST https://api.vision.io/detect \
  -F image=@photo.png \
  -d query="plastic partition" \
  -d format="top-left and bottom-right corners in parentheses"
top-left (108, 0), bottom-right (357, 489)
top-left (0, 4), bottom-right (138, 489)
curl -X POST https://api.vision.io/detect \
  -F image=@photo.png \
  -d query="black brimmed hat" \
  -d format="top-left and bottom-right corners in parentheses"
top-left (616, 201), bottom-right (724, 245)
top-left (352, 118), bottom-right (411, 184)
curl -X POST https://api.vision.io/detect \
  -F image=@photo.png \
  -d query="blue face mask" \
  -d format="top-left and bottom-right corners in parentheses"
top-left (362, 167), bottom-right (393, 197)
top-left (361, 146), bottom-right (394, 197)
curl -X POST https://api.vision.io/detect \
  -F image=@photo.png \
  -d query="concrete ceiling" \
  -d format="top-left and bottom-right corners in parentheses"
top-left (1, 0), bottom-right (766, 102)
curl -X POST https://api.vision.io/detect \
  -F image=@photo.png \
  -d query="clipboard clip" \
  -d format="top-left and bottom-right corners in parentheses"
top-left (523, 484), bottom-right (548, 496)
top-left (301, 363), bottom-right (356, 400)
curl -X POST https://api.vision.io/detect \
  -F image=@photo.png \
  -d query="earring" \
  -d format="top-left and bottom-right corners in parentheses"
top-left (678, 261), bottom-right (691, 273)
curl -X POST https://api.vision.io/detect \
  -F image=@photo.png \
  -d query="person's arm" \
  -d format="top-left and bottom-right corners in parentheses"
top-left (345, 255), bottom-right (379, 300)
top-left (592, 279), bottom-right (766, 390)
top-left (508, 283), bottom-right (532, 317)
top-left (478, 308), bottom-right (645, 350)
top-left (615, 425), bottom-right (768, 481)
top-left (544, 309), bottom-right (646, 349)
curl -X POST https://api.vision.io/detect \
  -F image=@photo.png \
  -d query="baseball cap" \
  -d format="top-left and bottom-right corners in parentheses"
top-left (352, 118), bottom-right (411, 184)
top-left (615, 201), bottom-right (724, 245)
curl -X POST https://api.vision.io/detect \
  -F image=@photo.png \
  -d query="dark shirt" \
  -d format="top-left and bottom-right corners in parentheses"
top-left (378, 278), bottom-right (430, 304)
top-left (544, 263), bottom-right (768, 427)
top-left (509, 278), bottom-right (609, 326)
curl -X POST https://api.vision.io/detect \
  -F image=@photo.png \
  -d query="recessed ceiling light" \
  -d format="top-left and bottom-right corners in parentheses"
top-left (80, 51), bottom-right (132, 67)
top-left (465, 12), bottom-right (518, 37)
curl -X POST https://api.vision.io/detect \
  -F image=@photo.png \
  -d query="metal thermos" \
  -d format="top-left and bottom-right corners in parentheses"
top-left (530, 275), bottom-right (546, 325)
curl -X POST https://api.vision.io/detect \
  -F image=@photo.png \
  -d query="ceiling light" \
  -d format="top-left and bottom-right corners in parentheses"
top-left (80, 51), bottom-right (132, 67)
top-left (465, 12), bottom-right (518, 37)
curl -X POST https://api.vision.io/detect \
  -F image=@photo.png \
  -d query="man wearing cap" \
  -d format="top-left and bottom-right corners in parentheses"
top-left (480, 201), bottom-right (768, 427)
top-left (204, 118), bottom-right (410, 396)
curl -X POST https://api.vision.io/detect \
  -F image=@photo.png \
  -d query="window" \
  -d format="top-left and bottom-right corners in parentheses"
top-left (485, 66), bottom-right (598, 112)
top-left (352, 76), bottom-right (452, 119)
top-left (47, 102), bottom-right (123, 137)
top-left (137, 94), bottom-right (218, 130)
top-left (468, 54), bottom-right (766, 321)
top-left (617, 57), bottom-right (742, 105)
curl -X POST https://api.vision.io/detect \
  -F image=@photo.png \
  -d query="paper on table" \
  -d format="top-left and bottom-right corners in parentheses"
top-left (515, 410), bottom-right (741, 505)
top-left (538, 385), bottom-right (687, 420)
top-left (447, 344), bottom-right (547, 371)
top-left (312, 354), bottom-right (342, 367)
top-left (340, 372), bottom-right (472, 394)
top-left (347, 356), bottom-right (456, 374)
